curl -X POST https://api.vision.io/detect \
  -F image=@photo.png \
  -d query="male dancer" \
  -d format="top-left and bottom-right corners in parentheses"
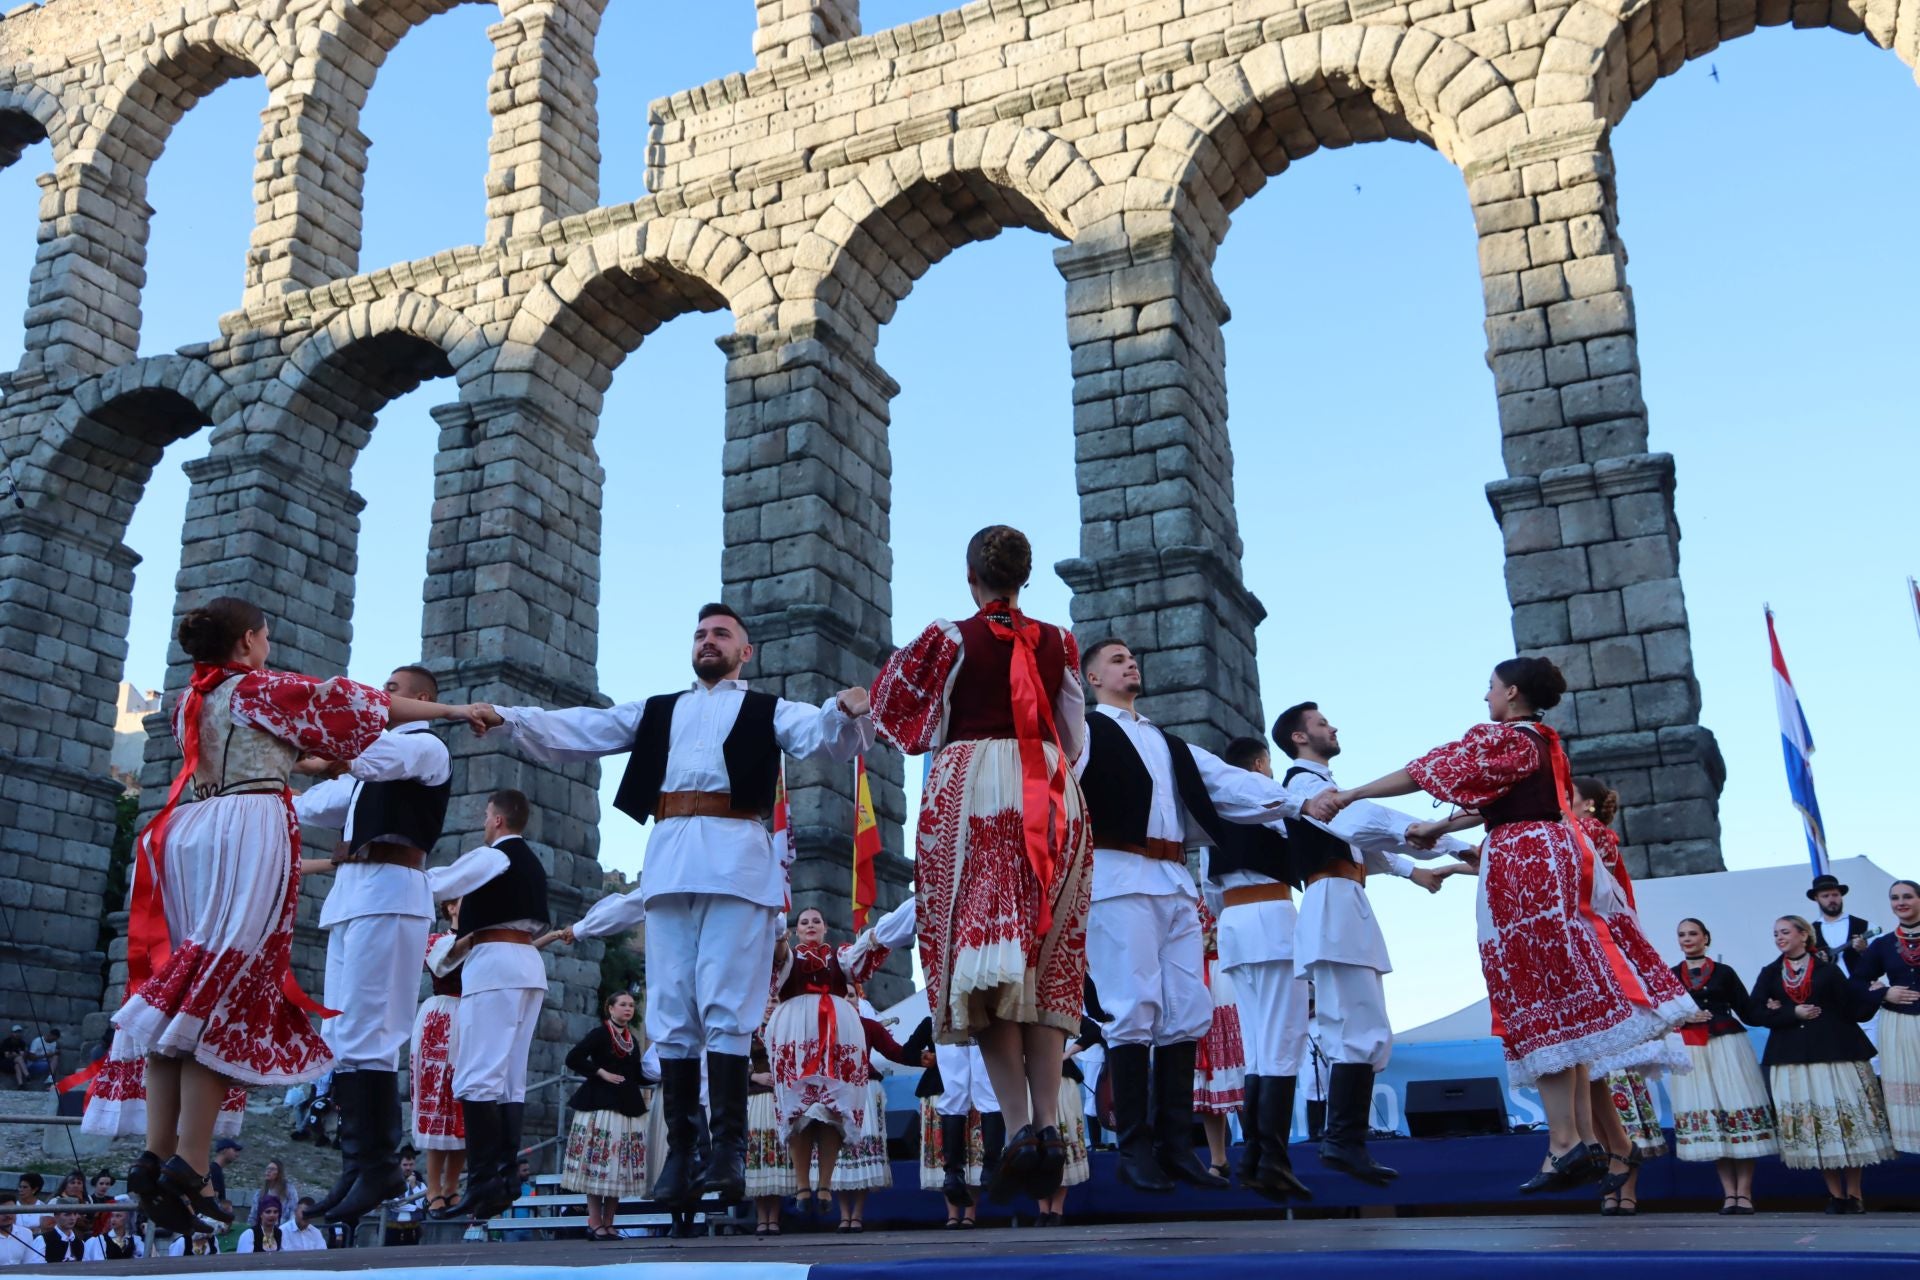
top-left (1075, 640), bottom-right (1312, 1193)
top-left (1205, 736), bottom-right (1311, 1200)
top-left (292, 664), bottom-right (452, 1224)
top-left (1278, 702), bottom-right (1468, 1183)
top-left (476, 603), bottom-right (872, 1205)
top-left (1807, 873), bottom-right (1870, 978)
top-left (426, 789), bottom-right (550, 1220)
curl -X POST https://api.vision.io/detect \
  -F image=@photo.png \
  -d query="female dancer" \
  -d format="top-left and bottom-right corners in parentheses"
top-left (1859, 880), bottom-right (1920, 1154)
top-left (1308, 657), bottom-right (1691, 1192)
top-left (766, 905), bottom-right (908, 1219)
top-left (411, 902), bottom-right (466, 1212)
top-left (746, 1032), bottom-right (796, 1235)
top-left (912, 1028), bottom-right (986, 1228)
top-left (562, 992), bottom-right (649, 1239)
top-left (869, 525), bottom-right (1092, 1203)
top-left (100, 597), bottom-right (483, 1232)
top-left (1751, 916), bottom-right (1892, 1210)
top-left (1667, 917), bottom-right (1774, 1213)
top-left (1193, 903), bottom-right (1246, 1182)
top-left (828, 991), bottom-right (920, 1232)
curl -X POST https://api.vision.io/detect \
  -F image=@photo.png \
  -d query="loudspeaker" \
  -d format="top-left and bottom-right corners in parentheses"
top-left (1404, 1077), bottom-right (1507, 1138)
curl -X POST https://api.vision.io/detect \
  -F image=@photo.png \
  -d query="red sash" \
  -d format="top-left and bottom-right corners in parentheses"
top-left (1539, 723), bottom-right (1651, 1011)
top-left (982, 605), bottom-right (1068, 943)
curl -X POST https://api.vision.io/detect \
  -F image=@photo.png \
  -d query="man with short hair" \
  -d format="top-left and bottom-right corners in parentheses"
top-left (426, 789), bottom-right (551, 1221)
top-left (1272, 701), bottom-right (1470, 1184)
top-left (281, 1198), bottom-right (327, 1252)
top-left (25, 1029), bottom-right (58, 1086)
top-left (209, 1139), bottom-right (241, 1217)
top-left (0, 1195), bottom-right (45, 1265)
top-left (476, 603), bottom-right (874, 1207)
top-left (40, 1209), bottom-right (82, 1262)
top-left (0, 1027), bottom-right (28, 1088)
top-left (294, 664), bottom-right (454, 1224)
top-left (1807, 873), bottom-right (1870, 978)
top-left (1074, 640), bottom-right (1312, 1194)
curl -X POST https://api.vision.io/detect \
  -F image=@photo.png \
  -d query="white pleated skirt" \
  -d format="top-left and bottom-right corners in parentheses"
top-left (1669, 1033), bottom-right (1777, 1161)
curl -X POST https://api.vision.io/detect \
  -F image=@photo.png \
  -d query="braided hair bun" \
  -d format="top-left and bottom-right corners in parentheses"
top-left (1493, 655), bottom-right (1567, 711)
top-left (178, 596), bottom-right (266, 665)
top-left (966, 525), bottom-right (1032, 596)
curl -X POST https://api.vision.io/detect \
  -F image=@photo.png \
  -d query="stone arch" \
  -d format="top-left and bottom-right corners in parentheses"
top-left (496, 215), bottom-right (763, 411)
top-left (1126, 26), bottom-right (1525, 254)
top-left (1539, 0), bottom-right (1920, 132)
top-left (786, 124), bottom-right (1104, 344)
top-left (0, 80), bottom-right (67, 169)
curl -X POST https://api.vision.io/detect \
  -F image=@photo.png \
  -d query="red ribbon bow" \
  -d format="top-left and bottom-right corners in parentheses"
top-left (981, 604), bottom-right (1069, 945)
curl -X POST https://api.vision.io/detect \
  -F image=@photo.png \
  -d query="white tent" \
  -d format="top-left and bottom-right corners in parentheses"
top-left (1399, 854), bottom-right (1900, 1044)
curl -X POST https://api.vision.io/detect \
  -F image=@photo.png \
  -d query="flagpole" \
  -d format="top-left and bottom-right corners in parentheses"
top-left (1908, 576), bottom-right (1919, 643)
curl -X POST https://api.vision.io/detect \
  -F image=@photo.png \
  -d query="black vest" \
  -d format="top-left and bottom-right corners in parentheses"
top-left (1079, 712), bottom-right (1225, 850)
top-left (611, 689), bottom-right (782, 823)
top-left (1208, 819), bottom-right (1293, 886)
top-left (99, 1235), bottom-right (137, 1260)
top-left (1281, 764), bottom-right (1354, 883)
top-left (456, 836), bottom-right (550, 934)
top-left (346, 739), bottom-right (452, 856)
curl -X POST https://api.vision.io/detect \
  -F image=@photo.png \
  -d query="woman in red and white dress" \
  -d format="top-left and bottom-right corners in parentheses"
top-left (411, 903), bottom-right (467, 1213)
top-left (1193, 901), bottom-right (1246, 1181)
top-left (766, 904), bottom-right (910, 1215)
top-left (869, 525), bottom-right (1092, 1202)
top-left (90, 597), bottom-right (484, 1234)
top-left (1309, 657), bottom-right (1692, 1193)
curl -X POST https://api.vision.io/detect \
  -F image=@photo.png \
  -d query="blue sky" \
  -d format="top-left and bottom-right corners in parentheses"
top-left (0, 8), bottom-right (1912, 1027)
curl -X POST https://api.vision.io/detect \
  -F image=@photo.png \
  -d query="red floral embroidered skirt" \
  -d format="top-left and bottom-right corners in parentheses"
top-left (1195, 967), bottom-right (1247, 1114)
top-left (410, 994), bottom-right (463, 1149)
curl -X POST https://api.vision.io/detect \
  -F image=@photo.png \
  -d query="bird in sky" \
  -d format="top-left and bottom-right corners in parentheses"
top-left (1710, 64), bottom-right (1720, 82)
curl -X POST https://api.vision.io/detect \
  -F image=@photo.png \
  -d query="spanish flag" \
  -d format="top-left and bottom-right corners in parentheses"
top-left (772, 763), bottom-right (793, 913)
top-left (852, 756), bottom-right (879, 929)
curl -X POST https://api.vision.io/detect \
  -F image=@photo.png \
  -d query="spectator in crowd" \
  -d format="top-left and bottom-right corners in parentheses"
top-left (40, 1209), bottom-right (83, 1262)
top-left (249, 1159), bottom-right (300, 1232)
top-left (81, 1212), bottom-right (142, 1261)
top-left (210, 1138), bottom-right (243, 1216)
top-left (25, 1030), bottom-right (60, 1086)
top-left (167, 1229), bottom-right (220, 1257)
top-left (282, 1197), bottom-right (327, 1252)
top-left (52, 1172), bottom-right (86, 1205)
top-left (0, 1194), bottom-right (45, 1265)
top-left (9, 1175), bottom-right (45, 1235)
top-left (86, 1171), bottom-right (117, 1238)
top-left (236, 1196), bottom-right (286, 1252)
top-left (0, 1028), bottom-right (28, 1088)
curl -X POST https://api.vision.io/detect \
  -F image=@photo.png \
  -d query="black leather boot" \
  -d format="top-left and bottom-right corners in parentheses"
top-left (1237, 1074), bottom-right (1264, 1186)
top-left (1151, 1041), bottom-right (1228, 1188)
top-left (499, 1101), bottom-right (526, 1199)
top-left (1307, 1097), bottom-right (1327, 1142)
top-left (701, 1052), bottom-right (749, 1201)
top-left (1319, 1062), bottom-right (1397, 1185)
top-left (978, 1110), bottom-right (1006, 1188)
top-left (309, 1071), bottom-right (360, 1218)
top-left (651, 1058), bottom-right (702, 1207)
top-left (1257, 1074), bottom-right (1312, 1199)
top-left (327, 1070), bottom-right (405, 1223)
top-left (435, 1101), bottom-right (506, 1219)
top-left (1107, 1043), bottom-right (1173, 1193)
top-left (940, 1113), bottom-right (973, 1206)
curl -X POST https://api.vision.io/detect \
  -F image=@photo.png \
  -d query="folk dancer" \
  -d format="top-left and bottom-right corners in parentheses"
top-left (1807, 874), bottom-right (1872, 978)
top-left (478, 602), bottom-right (873, 1205)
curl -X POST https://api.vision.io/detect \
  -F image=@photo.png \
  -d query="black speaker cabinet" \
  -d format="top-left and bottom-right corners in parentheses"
top-left (1404, 1076), bottom-right (1507, 1138)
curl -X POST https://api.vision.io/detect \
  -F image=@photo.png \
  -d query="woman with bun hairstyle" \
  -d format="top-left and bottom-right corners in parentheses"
top-left (1858, 879), bottom-right (1920, 1153)
top-left (1306, 657), bottom-right (1693, 1192)
top-left (94, 597), bottom-right (487, 1235)
top-left (1667, 916), bottom-right (1775, 1213)
top-left (868, 525), bottom-right (1092, 1203)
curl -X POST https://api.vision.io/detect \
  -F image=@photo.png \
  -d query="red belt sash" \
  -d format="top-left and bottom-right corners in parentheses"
top-left (984, 608), bottom-right (1068, 945)
top-left (1539, 723), bottom-right (1651, 1012)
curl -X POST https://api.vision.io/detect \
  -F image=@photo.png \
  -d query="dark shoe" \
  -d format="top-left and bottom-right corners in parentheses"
top-left (1824, 1196), bottom-right (1847, 1215)
top-left (1596, 1147), bottom-right (1635, 1196)
top-left (129, 1154), bottom-right (195, 1237)
top-left (652, 1057), bottom-right (703, 1207)
top-left (1519, 1144), bottom-right (1598, 1195)
top-left (1318, 1063), bottom-right (1396, 1185)
top-left (1600, 1196), bottom-right (1620, 1216)
top-left (1306, 1097), bottom-right (1327, 1143)
top-left (159, 1156), bottom-right (231, 1225)
top-left (1846, 1196), bottom-right (1865, 1215)
top-left (986, 1124), bottom-right (1042, 1203)
top-left (328, 1069), bottom-right (406, 1223)
top-left (312, 1070), bottom-right (363, 1218)
top-left (944, 1216), bottom-right (963, 1230)
top-left (1151, 1041), bottom-right (1229, 1189)
top-left (939, 1113), bottom-right (973, 1208)
top-left (1107, 1043), bottom-right (1173, 1194)
top-left (1237, 1074), bottom-right (1265, 1185)
top-left (1028, 1125), bottom-right (1066, 1200)
top-left (1734, 1196), bottom-right (1756, 1216)
top-left (1718, 1197), bottom-right (1738, 1216)
top-left (1615, 1198), bottom-right (1637, 1216)
top-left (1255, 1075), bottom-right (1312, 1201)
top-left (125, 1151), bottom-right (161, 1201)
top-left (701, 1052), bottom-right (750, 1202)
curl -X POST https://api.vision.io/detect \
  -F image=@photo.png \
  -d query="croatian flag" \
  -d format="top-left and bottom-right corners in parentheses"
top-left (1766, 607), bottom-right (1827, 875)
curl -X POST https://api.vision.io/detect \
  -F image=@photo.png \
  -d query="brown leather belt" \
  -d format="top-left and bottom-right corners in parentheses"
top-left (466, 927), bottom-right (535, 947)
top-left (1306, 859), bottom-right (1368, 887)
top-left (1100, 836), bottom-right (1186, 863)
top-left (1223, 882), bottom-right (1293, 908)
top-left (333, 841), bottom-right (427, 870)
top-left (657, 790), bottom-right (764, 822)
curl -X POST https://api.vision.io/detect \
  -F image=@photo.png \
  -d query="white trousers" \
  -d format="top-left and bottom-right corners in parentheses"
top-left (321, 913), bottom-right (430, 1072)
top-left (644, 892), bottom-right (777, 1058)
top-left (934, 1044), bottom-right (999, 1116)
top-left (451, 987), bottom-right (542, 1103)
top-left (1223, 957), bottom-right (1310, 1077)
top-left (1087, 891), bottom-right (1212, 1047)
top-left (1303, 959), bottom-right (1393, 1071)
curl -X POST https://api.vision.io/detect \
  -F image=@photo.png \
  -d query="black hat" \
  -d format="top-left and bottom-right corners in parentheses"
top-left (1807, 873), bottom-right (1850, 901)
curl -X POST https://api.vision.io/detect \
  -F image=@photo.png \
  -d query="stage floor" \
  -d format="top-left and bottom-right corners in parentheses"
top-left (81, 1213), bottom-right (1920, 1275)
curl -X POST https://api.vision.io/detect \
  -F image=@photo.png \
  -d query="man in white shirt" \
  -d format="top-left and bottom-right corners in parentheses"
top-left (1074, 640), bottom-right (1312, 1195)
top-left (280, 1197), bottom-right (327, 1251)
top-left (478, 602), bottom-right (873, 1206)
top-left (428, 788), bottom-right (550, 1221)
top-left (1277, 702), bottom-right (1469, 1184)
top-left (0, 1197), bottom-right (45, 1265)
top-left (294, 664), bottom-right (453, 1224)
top-left (39, 1209), bottom-right (83, 1263)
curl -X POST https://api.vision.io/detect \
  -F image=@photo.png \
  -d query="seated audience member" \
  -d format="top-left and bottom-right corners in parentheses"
top-left (0, 1195), bottom-right (46, 1265)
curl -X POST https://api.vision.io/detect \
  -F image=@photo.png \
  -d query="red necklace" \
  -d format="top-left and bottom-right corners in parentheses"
top-left (606, 1021), bottom-right (634, 1057)
top-left (1896, 925), bottom-right (1920, 969)
top-left (1683, 957), bottom-right (1716, 991)
top-left (1782, 954), bottom-right (1814, 1004)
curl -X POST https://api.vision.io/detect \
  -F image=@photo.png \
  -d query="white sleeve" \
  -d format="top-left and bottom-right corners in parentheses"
top-left (1361, 847), bottom-right (1418, 878)
top-left (82, 1238), bottom-right (103, 1263)
top-left (292, 775), bottom-right (355, 829)
top-left (495, 702), bottom-right (645, 764)
top-left (572, 888), bottom-right (647, 941)
top-left (426, 933), bottom-right (464, 978)
top-left (872, 896), bottom-right (917, 951)
top-left (1192, 744), bottom-right (1304, 822)
top-left (427, 846), bottom-right (511, 902)
top-left (236, 1232), bottom-right (255, 1253)
top-left (347, 731), bottom-right (452, 786)
top-left (772, 696), bottom-right (875, 764)
top-left (1054, 671), bottom-right (1086, 767)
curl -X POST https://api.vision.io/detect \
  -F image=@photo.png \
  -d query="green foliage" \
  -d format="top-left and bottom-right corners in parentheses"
top-left (599, 941), bottom-right (645, 1012)
top-left (98, 795), bottom-right (139, 958)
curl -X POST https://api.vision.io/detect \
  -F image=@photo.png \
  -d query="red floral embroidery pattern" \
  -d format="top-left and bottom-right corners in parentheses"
top-left (412, 933), bottom-right (463, 1142)
top-left (1195, 998), bottom-right (1246, 1114)
top-left (870, 623), bottom-right (960, 754)
top-left (229, 669), bottom-right (389, 760)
